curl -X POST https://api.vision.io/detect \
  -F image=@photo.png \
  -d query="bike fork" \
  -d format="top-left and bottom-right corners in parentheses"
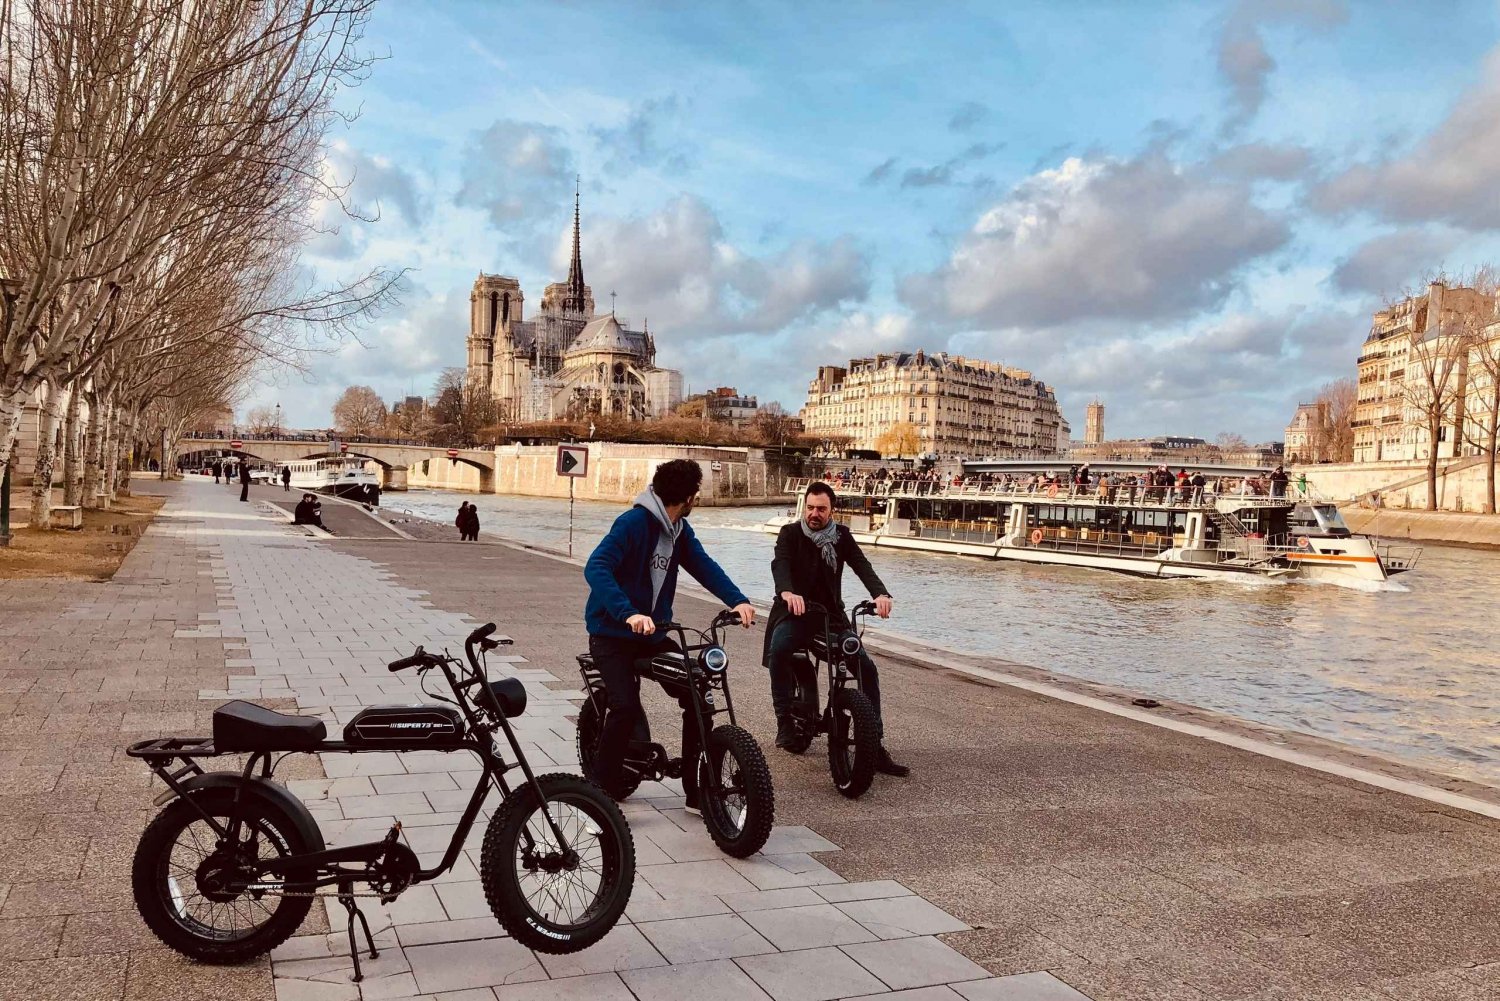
top-left (338, 879), bottom-right (379, 982)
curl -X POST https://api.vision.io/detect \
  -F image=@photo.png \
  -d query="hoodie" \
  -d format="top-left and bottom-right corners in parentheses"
top-left (583, 490), bottom-right (749, 638)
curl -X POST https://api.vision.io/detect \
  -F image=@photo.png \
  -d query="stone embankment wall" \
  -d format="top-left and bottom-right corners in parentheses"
top-left (407, 442), bottom-right (800, 506)
top-left (1296, 457), bottom-right (1495, 512)
top-left (1341, 507), bottom-right (1500, 547)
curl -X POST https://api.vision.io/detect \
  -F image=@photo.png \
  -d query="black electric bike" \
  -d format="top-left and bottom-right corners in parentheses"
top-left (127, 624), bottom-right (634, 980)
top-left (575, 610), bottom-right (775, 858)
top-left (779, 600), bottom-right (882, 799)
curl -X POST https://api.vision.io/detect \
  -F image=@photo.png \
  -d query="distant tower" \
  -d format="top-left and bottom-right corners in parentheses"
top-left (467, 273), bottom-right (524, 405)
top-left (1085, 399), bottom-right (1105, 445)
top-left (540, 178), bottom-right (596, 317)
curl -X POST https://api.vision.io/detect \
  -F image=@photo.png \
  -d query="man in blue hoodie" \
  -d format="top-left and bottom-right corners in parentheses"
top-left (584, 459), bottom-right (755, 813)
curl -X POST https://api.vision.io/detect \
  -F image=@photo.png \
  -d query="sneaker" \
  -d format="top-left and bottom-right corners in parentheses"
top-left (775, 716), bottom-right (802, 753)
top-left (874, 746), bottom-right (909, 777)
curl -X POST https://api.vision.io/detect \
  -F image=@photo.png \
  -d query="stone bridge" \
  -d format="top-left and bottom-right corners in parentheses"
top-left (177, 435), bottom-right (496, 491)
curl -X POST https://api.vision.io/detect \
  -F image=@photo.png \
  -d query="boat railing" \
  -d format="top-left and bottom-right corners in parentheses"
top-left (787, 476), bottom-right (1294, 510)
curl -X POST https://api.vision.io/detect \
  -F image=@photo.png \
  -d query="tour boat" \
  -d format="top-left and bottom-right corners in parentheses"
top-left (284, 456), bottom-right (382, 504)
top-left (765, 477), bottom-right (1419, 587)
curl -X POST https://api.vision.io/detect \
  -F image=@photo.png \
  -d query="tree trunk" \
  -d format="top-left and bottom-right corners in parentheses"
top-left (101, 397), bottom-right (119, 507)
top-left (1426, 431), bottom-right (1440, 511)
top-left (62, 383), bottom-right (84, 506)
top-left (112, 408), bottom-right (133, 498)
top-left (28, 375), bottom-right (64, 529)
top-left (82, 391), bottom-right (104, 509)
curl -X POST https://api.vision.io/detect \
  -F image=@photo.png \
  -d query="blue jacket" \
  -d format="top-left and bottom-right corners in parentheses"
top-left (584, 506), bottom-right (749, 637)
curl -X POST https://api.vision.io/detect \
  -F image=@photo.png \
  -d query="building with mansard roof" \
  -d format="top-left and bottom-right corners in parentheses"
top-left (464, 191), bottom-right (683, 422)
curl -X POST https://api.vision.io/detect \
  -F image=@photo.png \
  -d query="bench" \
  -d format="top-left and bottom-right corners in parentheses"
top-left (52, 505), bottom-right (83, 529)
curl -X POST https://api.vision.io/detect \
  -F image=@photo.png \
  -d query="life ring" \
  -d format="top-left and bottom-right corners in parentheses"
top-left (1296, 536), bottom-right (1311, 549)
top-left (1047, 483), bottom-right (1059, 498)
top-left (1030, 528), bottom-right (1044, 545)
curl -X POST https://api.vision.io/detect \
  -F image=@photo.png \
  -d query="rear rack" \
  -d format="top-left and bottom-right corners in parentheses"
top-left (126, 736), bottom-right (220, 759)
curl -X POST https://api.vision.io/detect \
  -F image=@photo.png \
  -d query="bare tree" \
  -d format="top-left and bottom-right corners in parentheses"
top-left (1214, 432), bottom-right (1248, 451)
top-left (332, 386), bottom-right (388, 436)
top-left (427, 369), bottom-right (498, 446)
top-left (247, 405), bottom-right (280, 435)
top-left (0, 0), bottom-right (402, 526)
top-left (875, 421), bottom-right (921, 458)
top-left (1403, 320), bottom-right (1471, 510)
top-left (1313, 377), bottom-right (1357, 463)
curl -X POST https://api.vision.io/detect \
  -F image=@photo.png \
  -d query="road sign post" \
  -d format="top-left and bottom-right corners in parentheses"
top-left (556, 445), bottom-right (589, 557)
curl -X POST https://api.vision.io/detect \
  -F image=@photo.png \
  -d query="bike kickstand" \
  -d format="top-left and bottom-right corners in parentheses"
top-left (337, 881), bottom-right (379, 982)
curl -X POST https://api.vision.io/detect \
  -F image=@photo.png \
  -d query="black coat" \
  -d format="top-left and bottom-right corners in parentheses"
top-left (763, 521), bottom-right (890, 666)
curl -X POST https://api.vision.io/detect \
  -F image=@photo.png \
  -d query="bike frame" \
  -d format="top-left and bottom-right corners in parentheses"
top-left (796, 600), bottom-right (878, 723)
top-left (127, 628), bottom-right (570, 892)
top-left (579, 612), bottom-right (741, 787)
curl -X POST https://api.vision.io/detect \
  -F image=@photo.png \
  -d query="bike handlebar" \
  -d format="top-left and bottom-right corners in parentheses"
top-left (388, 648), bottom-right (429, 672)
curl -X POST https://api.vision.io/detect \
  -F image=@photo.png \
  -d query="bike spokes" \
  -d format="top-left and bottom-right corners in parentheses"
top-left (515, 798), bottom-right (606, 927)
top-left (164, 813), bottom-right (284, 940)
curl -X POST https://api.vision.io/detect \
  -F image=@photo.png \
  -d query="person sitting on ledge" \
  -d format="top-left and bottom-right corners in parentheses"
top-left (293, 493), bottom-right (325, 529)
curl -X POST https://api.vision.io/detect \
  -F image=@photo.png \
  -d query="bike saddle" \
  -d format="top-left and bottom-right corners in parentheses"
top-left (212, 700), bottom-right (327, 752)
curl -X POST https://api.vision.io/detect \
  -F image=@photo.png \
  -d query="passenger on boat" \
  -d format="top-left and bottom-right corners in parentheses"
top-left (765, 481), bottom-right (907, 777)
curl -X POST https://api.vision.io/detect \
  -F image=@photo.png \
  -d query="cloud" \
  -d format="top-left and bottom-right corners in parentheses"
top-left (328, 142), bottom-right (425, 226)
top-left (1310, 48), bottom-right (1500, 230)
top-left (947, 101), bottom-right (989, 133)
top-left (898, 143), bottom-right (1003, 189)
top-left (1217, 0), bottom-right (1348, 134)
top-left (900, 151), bottom-right (1290, 329)
top-left (1209, 142), bottom-right (1312, 180)
top-left (578, 195), bottom-right (871, 341)
top-left (455, 119), bottom-right (576, 234)
top-left (863, 156), bottom-right (898, 186)
top-left (1328, 228), bottom-right (1462, 297)
top-left (590, 96), bottom-right (691, 174)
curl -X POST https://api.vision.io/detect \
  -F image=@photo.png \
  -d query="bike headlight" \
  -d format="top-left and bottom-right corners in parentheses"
top-left (839, 634), bottom-right (863, 657)
top-left (700, 646), bottom-right (728, 674)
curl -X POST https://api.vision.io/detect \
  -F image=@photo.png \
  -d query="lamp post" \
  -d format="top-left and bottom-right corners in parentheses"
top-left (274, 402), bottom-right (282, 437)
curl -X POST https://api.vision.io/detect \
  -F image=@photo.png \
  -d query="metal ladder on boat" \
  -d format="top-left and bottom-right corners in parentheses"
top-left (1208, 508), bottom-right (1279, 568)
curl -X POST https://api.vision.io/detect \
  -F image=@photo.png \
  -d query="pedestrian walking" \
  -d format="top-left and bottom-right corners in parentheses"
top-left (239, 460), bottom-right (251, 502)
top-left (281, 466), bottom-right (291, 491)
top-left (465, 504), bottom-right (481, 541)
top-left (456, 503), bottom-right (469, 540)
top-left (212, 460), bottom-right (221, 483)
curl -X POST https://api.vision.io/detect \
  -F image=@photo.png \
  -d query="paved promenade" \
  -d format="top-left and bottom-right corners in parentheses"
top-left (3, 479), bottom-right (1500, 1001)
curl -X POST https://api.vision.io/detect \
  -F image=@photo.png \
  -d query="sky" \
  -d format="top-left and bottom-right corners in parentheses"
top-left (247, 0), bottom-right (1500, 442)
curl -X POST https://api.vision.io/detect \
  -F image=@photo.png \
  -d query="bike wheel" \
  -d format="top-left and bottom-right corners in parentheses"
top-left (480, 772), bottom-right (634, 954)
top-left (575, 695), bottom-right (643, 801)
top-left (828, 688), bottom-right (879, 799)
top-left (697, 724), bottom-right (775, 858)
top-left (132, 787), bottom-right (315, 963)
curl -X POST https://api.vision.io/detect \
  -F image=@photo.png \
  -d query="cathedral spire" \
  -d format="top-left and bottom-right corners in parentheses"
top-left (565, 175), bottom-right (586, 312)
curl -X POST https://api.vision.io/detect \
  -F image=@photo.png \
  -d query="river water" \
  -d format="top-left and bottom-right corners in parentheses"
top-left (386, 490), bottom-right (1500, 786)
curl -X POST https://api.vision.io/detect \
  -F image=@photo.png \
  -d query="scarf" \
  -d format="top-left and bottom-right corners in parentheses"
top-left (634, 486), bottom-right (682, 613)
top-left (801, 518), bottom-right (840, 571)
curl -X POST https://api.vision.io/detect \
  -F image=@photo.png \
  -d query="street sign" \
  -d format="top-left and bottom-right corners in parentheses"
top-left (230, 439), bottom-right (243, 449)
top-left (446, 448), bottom-right (459, 458)
top-left (556, 444), bottom-right (588, 478)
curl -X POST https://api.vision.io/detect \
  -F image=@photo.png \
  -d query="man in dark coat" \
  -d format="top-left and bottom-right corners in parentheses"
top-left (281, 466), bottom-right (291, 491)
top-left (764, 481), bottom-right (907, 776)
top-left (238, 459), bottom-right (251, 502)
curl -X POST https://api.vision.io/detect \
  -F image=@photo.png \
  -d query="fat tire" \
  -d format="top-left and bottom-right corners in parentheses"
top-left (132, 787), bottom-right (314, 964)
top-left (480, 772), bottom-right (634, 954)
top-left (828, 688), bottom-right (879, 799)
top-left (575, 694), bottom-right (642, 801)
top-left (698, 724), bottom-right (776, 858)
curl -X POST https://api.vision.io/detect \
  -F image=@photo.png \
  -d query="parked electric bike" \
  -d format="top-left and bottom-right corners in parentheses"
top-left (575, 610), bottom-right (775, 858)
top-left (127, 624), bottom-right (634, 979)
top-left (779, 600), bottom-right (882, 799)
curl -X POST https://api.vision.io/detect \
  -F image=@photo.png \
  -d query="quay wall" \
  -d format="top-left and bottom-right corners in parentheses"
top-left (1295, 457), bottom-right (1495, 512)
top-left (408, 442), bottom-right (800, 506)
top-left (1340, 507), bottom-right (1500, 547)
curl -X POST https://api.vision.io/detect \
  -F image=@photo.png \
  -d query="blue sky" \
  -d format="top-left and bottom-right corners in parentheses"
top-left (251, 0), bottom-right (1500, 441)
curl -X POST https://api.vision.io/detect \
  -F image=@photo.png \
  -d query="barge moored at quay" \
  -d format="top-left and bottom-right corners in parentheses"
top-left (766, 464), bottom-right (1419, 586)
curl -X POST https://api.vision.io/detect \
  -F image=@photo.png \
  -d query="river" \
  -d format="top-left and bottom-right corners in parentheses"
top-left (385, 489), bottom-right (1499, 786)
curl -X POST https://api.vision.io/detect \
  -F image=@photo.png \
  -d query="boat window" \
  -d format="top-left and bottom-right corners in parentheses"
top-left (1313, 504), bottom-right (1351, 533)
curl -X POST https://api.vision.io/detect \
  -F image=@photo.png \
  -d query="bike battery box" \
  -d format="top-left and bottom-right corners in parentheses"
top-left (343, 704), bottom-right (466, 747)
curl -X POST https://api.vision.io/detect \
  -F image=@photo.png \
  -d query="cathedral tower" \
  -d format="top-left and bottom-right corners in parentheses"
top-left (540, 181), bottom-right (595, 317)
top-left (467, 273), bottom-right (523, 402)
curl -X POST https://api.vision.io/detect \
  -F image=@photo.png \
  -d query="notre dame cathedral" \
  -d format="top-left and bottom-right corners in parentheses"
top-left (464, 191), bottom-right (684, 422)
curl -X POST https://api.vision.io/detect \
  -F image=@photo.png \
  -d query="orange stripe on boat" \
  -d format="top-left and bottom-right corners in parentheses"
top-left (1285, 553), bottom-right (1379, 563)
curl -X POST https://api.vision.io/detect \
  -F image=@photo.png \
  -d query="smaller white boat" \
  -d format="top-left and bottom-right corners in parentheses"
top-left (284, 456), bottom-right (382, 505)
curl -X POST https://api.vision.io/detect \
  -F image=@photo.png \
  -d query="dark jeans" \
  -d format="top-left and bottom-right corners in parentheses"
top-left (588, 632), bottom-right (700, 797)
top-left (766, 616), bottom-right (883, 738)
top-left (239, 482), bottom-right (249, 502)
